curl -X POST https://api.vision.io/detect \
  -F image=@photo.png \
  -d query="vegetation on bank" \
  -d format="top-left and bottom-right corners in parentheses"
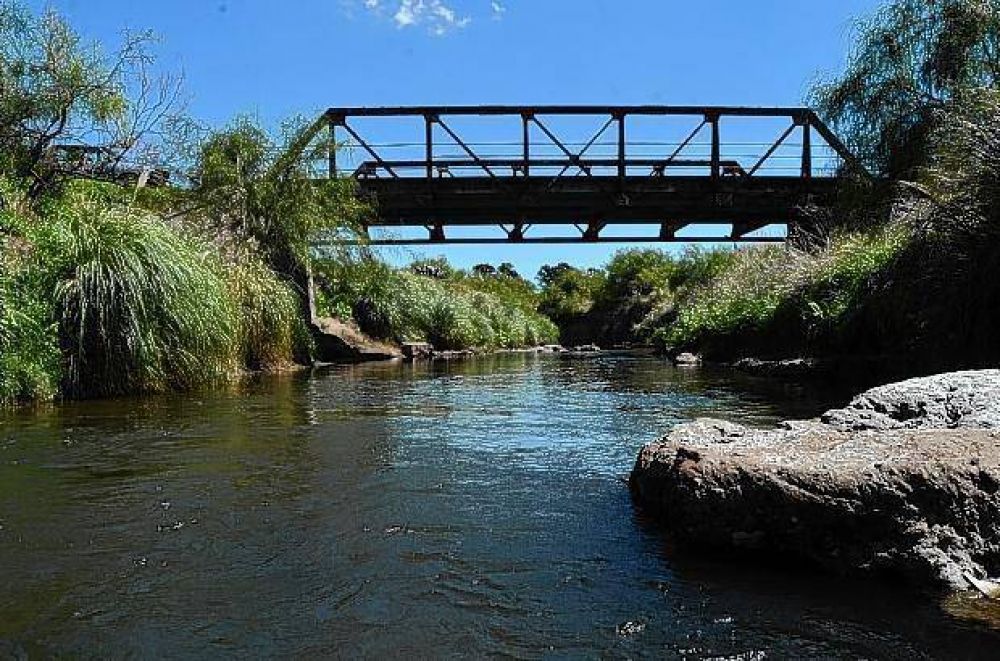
top-left (0, 3), bottom-right (558, 405)
top-left (535, 248), bottom-right (734, 346)
top-left (546, 0), bottom-right (1000, 371)
top-left (7, 0), bottom-right (1000, 406)
top-left (0, 2), bottom-right (349, 404)
top-left (315, 257), bottom-right (558, 350)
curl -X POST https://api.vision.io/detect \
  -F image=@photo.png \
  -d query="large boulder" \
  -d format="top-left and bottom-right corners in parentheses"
top-left (630, 370), bottom-right (1000, 592)
top-left (822, 370), bottom-right (1000, 431)
top-left (312, 317), bottom-right (402, 362)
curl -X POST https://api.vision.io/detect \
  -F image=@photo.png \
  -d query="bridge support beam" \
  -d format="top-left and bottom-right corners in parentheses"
top-left (659, 222), bottom-right (689, 240)
top-left (427, 223), bottom-right (446, 242)
top-left (731, 222), bottom-right (770, 239)
top-left (579, 221), bottom-right (606, 241)
top-left (502, 222), bottom-right (529, 241)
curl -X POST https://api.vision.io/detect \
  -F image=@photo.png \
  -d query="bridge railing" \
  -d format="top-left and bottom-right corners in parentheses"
top-left (306, 105), bottom-right (864, 183)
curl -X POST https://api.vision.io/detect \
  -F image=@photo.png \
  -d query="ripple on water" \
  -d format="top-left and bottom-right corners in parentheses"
top-left (0, 354), bottom-right (998, 658)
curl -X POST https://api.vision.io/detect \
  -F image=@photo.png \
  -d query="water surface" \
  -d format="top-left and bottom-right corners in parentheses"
top-left (1, 354), bottom-right (998, 658)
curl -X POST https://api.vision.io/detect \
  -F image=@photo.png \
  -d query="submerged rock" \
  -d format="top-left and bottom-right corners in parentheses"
top-left (732, 357), bottom-right (818, 376)
top-left (630, 370), bottom-right (1000, 592)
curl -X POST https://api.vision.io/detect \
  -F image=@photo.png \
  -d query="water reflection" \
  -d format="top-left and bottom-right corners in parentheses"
top-left (0, 354), bottom-right (996, 658)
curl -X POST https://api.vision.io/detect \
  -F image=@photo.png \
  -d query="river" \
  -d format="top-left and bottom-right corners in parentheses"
top-left (1, 353), bottom-right (998, 658)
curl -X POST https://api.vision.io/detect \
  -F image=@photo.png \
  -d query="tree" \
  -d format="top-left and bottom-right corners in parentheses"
top-left (190, 117), bottom-right (362, 322)
top-left (472, 263), bottom-right (497, 277)
top-left (537, 263), bottom-right (606, 321)
top-left (537, 262), bottom-right (575, 288)
top-left (497, 262), bottom-right (520, 279)
top-left (410, 257), bottom-right (454, 279)
top-left (811, 0), bottom-right (1000, 178)
top-left (0, 1), bottom-right (182, 197)
top-left (602, 249), bottom-right (674, 300)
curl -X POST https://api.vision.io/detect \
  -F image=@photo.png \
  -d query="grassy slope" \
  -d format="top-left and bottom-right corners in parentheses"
top-left (0, 179), bottom-right (306, 404)
top-left (315, 258), bottom-right (559, 350)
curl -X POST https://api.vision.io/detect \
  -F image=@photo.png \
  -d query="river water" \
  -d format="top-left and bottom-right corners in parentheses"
top-left (1, 353), bottom-right (998, 658)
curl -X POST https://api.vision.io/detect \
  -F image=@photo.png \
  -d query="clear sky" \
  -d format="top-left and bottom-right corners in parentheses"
top-left (30, 0), bottom-right (880, 279)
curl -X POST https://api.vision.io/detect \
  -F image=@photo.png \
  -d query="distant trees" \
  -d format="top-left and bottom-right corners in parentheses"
top-left (407, 257), bottom-right (453, 279)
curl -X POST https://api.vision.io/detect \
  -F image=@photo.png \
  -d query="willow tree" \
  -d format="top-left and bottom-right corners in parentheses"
top-left (812, 0), bottom-right (1000, 178)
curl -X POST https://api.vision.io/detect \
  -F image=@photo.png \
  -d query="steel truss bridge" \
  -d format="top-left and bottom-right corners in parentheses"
top-left (296, 105), bottom-right (863, 245)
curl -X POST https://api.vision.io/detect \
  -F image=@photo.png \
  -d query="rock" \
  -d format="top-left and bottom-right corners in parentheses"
top-left (732, 357), bottom-right (818, 376)
top-left (630, 370), bottom-right (1000, 593)
top-left (402, 342), bottom-right (434, 360)
top-left (571, 344), bottom-right (601, 353)
top-left (538, 344), bottom-right (568, 353)
top-left (312, 317), bottom-right (402, 362)
top-left (430, 349), bottom-right (476, 360)
top-left (821, 370), bottom-right (1000, 431)
top-left (616, 620), bottom-right (646, 637)
top-left (673, 352), bottom-right (702, 367)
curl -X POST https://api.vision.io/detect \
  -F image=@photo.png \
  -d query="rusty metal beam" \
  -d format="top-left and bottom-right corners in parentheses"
top-left (325, 105), bottom-right (816, 118)
top-left (334, 235), bottom-right (784, 246)
top-left (296, 105), bottom-right (868, 248)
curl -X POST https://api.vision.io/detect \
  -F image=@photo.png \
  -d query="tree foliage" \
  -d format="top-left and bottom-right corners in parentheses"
top-left (0, 1), bottom-right (182, 196)
top-left (812, 0), bottom-right (1000, 177)
top-left (189, 116), bottom-right (363, 314)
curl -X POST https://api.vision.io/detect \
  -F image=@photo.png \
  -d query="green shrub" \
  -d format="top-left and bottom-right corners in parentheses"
top-left (35, 192), bottom-right (239, 397)
top-left (0, 237), bottom-right (61, 404)
top-left (225, 253), bottom-right (307, 369)
top-left (663, 246), bottom-right (802, 350)
top-left (316, 257), bottom-right (558, 350)
top-left (660, 228), bottom-right (907, 356)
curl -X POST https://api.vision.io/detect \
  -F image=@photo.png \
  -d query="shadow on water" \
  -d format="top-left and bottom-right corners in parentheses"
top-left (0, 353), bottom-right (996, 658)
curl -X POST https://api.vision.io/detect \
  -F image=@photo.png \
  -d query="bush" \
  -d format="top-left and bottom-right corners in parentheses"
top-left (316, 257), bottom-right (558, 350)
top-left (36, 193), bottom-right (239, 397)
top-left (225, 253), bottom-right (307, 370)
top-left (660, 228), bottom-right (907, 358)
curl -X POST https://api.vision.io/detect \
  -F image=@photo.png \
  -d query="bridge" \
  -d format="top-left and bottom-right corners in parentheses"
top-left (297, 105), bottom-right (863, 245)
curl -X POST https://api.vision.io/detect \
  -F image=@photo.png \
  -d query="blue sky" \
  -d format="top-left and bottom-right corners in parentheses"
top-left (32, 0), bottom-right (879, 278)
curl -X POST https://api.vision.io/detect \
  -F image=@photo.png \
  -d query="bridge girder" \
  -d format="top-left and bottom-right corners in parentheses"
top-left (294, 104), bottom-right (865, 245)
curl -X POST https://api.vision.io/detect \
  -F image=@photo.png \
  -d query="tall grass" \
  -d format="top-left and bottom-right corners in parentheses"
top-left (661, 227), bottom-right (907, 357)
top-left (225, 252), bottom-right (308, 370)
top-left (0, 239), bottom-right (61, 403)
top-left (316, 257), bottom-right (559, 350)
top-left (40, 194), bottom-right (238, 397)
top-left (0, 180), bottom-right (308, 403)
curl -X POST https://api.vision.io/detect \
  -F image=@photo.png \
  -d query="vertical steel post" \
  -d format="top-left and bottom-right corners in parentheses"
top-left (801, 117), bottom-right (812, 179)
top-left (709, 112), bottom-right (720, 180)
top-left (522, 113), bottom-right (531, 177)
top-left (617, 112), bottom-right (626, 185)
top-left (328, 116), bottom-right (337, 179)
top-left (425, 114), bottom-right (435, 181)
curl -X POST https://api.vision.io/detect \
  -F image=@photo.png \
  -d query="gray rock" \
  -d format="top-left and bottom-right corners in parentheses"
top-left (312, 318), bottom-right (402, 362)
top-left (822, 369), bottom-right (1000, 431)
top-left (402, 342), bottom-right (434, 360)
top-left (673, 352), bottom-right (702, 367)
top-left (630, 370), bottom-right (1000, 593)
top-left (732, 357), bottom-right (818, 376)
top-left (539, 344), bottom-right (568, 353)
top-left (571, 344), bottom-right (601, 353)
